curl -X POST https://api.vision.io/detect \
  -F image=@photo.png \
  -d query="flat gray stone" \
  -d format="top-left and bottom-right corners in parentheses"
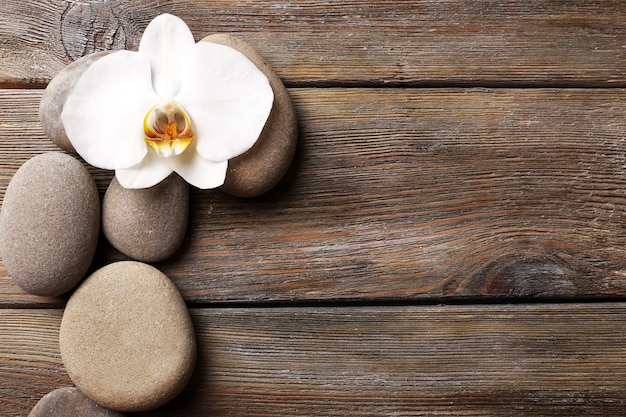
top-left (0, 152), bottom-right (100, 296)
top-left (102, 174), bottom-right (188, 262)
top-left (39, 51), bottom-right (112, 153)
top-left (59, 261), bottom-right (196, 412)
top-left (202, 34), bottom-right (298, 197)
top-left (29, 387), bottom-right (126, 417)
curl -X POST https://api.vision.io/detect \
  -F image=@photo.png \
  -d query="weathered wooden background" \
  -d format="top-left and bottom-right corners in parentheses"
top-left (1, 1), bottom-right (625, 416)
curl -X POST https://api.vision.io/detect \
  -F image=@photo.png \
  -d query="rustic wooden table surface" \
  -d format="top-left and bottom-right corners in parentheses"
top-left (1, 1), bottom-right (626, 416)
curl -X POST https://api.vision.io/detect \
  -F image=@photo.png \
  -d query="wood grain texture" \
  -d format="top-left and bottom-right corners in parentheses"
top-left (2, 2), bottom-right (626, 416)
top-left (1, 88), bottom-right (626, 305)
top-left (2, 0), bottom-right (626, 87)
top-left (1, 304), bottom-right (624, 416)
top-left (0, 310), bottom-right (68, 416)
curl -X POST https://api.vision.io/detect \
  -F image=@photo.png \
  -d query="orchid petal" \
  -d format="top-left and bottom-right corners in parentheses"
top-left (138, 14), bottom-right (195, 99)
top-left (61, 51), bottom-right (159, 170)
top-left (115, 149), bottom-right (174, 189)
top-left (175, 42), bottom-right (274, 162)
top-left (167, 141), bottom-right (228, 189)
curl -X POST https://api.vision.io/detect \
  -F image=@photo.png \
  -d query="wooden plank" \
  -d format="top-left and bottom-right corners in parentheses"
top-left (0, 310), bottom-right (68, 416)
top-left (2, 1), bottom-right (626, 87)
top-left (1, 304), bottom-right (624, 416)
top-left (2, 88), bottom-right (626, 305)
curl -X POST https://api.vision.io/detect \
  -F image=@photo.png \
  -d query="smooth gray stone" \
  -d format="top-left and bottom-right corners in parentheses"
top-left (29, 387), bottom-right (126, 417)
top-left (102, 174), bottom-right (189, 262)
top-left (202, 34), bottom-right (298, 197)
top-left (60, 261), bottom-right (196, 412)
top-left (0, 152), bottom-right (100, 296)
top-left (39, 51), bottom-right (112, 153)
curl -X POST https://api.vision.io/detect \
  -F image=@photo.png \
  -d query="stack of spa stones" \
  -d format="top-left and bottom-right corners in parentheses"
top-left (0, 35), bottom-right (296, 415)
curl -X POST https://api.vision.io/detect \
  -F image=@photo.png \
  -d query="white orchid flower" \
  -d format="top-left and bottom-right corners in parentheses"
top-left (61, 14), bottom-right (273, 189)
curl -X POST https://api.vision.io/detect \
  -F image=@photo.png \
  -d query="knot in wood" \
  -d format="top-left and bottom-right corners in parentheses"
top-left (61, 2), bottom-right (127, 61)
top-left (483, 254), bottom-right (576, 298)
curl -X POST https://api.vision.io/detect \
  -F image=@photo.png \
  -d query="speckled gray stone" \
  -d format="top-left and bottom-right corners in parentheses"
top-left (0, 152), bottom-right (100, 296)
top-left (59, 261), bottom-right (196, 412)
top-left (29, 387), bottom-right (126, 417)
top-left (39, 51), bottom-right (112, 153)
top-left (102, 174), bottom-right (188, 262)
top-left (202, 34), bottom-right (298, 197)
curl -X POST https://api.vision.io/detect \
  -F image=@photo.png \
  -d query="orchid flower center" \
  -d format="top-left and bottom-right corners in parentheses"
top-left (143, 101), bottom-right (195, 158)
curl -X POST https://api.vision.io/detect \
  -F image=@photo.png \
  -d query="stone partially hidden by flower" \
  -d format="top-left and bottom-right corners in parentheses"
top-left (39, 51), bottom-right (111, 153)
top-left (0, 153), bottom-right (100, 296)
top-left (102, 174), bottom-right (188, 262)
top-left (60, 261), bottom-right (196, 412)
top-left (203, 34), bottom-right (298, 197)
top-left (29, 387), bottom-right (126, 417)
top-left (61, 14), bottom-right (274, 190)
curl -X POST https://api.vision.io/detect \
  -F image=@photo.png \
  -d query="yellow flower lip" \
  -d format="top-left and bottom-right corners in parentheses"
top-left (144, 100), bottom-right (195, 157)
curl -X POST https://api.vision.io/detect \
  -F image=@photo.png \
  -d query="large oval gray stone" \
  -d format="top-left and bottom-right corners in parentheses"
top-left (0, 152), bottom-right (100, 296)
top-left (102, 174), bottom-right (188, 262)
top-left (202, 34), bottom-right (298, 197)
top-left (29, 387), bottom-right (126, 417)
top-left (39, 51), bottom-right (112, 153)
top-left (59, 261), bottom-right (196, 412)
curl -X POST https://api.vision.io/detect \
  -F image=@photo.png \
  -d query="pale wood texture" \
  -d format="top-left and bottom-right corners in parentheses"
top-left (1, 1), bottom-right (626, 87)
top-left (1, 1), bottom-right (626, 416)
top-left (1, 305), bottom-right (625, 417)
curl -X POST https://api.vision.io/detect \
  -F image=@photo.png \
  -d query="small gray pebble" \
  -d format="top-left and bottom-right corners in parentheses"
top-left (29, 387), bottom-right (126, 417)
top-left (0, 152), bottom-right (100, 296)
top-left (102, 174), bottom-right (188, 262)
